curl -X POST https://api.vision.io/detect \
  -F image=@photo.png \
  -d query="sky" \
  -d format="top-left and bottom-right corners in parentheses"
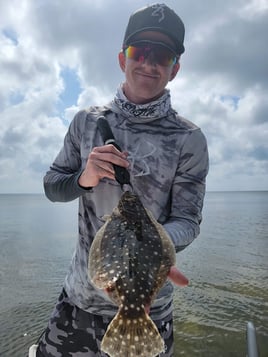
top-left (0, 0), bottom-right (267, 193)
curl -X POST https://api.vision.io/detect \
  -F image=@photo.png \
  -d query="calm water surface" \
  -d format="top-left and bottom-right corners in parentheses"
top-left (0, 192), bottom-right (267, 356)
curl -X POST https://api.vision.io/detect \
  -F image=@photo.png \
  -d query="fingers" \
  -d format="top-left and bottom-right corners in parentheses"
top-left (78, 145), bottom-right (129, 188)
top-left (90, 145), bottom-right (129, 169)
top-left (168, 266), bottom-right (189, 287)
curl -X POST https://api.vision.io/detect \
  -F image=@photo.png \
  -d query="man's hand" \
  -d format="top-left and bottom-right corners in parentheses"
top-left (168, 266), bottom-right (189, 286)
top-left (78, 145), bottom-right (129, 188)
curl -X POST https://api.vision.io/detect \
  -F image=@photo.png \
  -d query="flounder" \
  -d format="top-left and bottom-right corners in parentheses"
top-left (88, 191), bottom-right (176, 357)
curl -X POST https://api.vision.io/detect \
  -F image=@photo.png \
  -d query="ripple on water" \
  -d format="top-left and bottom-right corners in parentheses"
top-left (0, 300), bottom-right (54, 356)
top-left (172, 278), bottom-right (268, 356)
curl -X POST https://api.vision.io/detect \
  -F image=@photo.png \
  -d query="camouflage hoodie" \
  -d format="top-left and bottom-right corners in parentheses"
top-left (43, 88), bottom-right (209, 320)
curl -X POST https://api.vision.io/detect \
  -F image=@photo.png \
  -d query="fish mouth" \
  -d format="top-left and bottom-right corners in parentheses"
top-left (121, 191), bottom-right (137, 203)
top-left (119, 191), bottom-right (140, 215)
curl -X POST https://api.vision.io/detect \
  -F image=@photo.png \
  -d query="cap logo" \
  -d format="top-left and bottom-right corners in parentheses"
top-left (151, 4), bottom-right (166, 22)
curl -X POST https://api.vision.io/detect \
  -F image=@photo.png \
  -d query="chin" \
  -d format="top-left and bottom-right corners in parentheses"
top-left (123, 83), bottom-right (163, 104)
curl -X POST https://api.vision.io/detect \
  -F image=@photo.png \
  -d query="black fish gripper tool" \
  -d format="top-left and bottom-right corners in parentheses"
top-left (97, 116), bottom-right (132, 190)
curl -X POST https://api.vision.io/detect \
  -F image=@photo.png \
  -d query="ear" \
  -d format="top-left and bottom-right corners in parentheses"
top-left (118, 51), bottom-right (126, 72)
top-left (169, 62), bottom-right (180, 81)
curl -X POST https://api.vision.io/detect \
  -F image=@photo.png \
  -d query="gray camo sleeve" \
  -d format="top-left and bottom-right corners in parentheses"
top-left (43, 111), bottom-right (90, 202)
top-left (163, 129), bottom-right (209, 251)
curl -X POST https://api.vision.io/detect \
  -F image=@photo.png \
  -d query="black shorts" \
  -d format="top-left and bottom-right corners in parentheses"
top-left (37, 289), bottom-right (174, 357)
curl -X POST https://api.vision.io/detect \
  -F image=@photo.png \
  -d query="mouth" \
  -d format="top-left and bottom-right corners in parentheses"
top-left (135, 71), bottom-right (159, 79)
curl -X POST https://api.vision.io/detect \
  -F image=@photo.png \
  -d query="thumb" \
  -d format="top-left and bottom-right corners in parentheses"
top-left (168, 266), bottom-right (189, 287)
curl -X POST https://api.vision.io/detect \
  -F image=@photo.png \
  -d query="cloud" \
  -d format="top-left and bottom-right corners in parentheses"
top-left (0, 0), bottom-right (267, 192)
top-left (186, 9), bottom-right (268, 92)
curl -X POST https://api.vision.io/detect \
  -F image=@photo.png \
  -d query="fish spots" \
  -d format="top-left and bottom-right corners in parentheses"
top-left (88, 191), bottom-right (175, 356)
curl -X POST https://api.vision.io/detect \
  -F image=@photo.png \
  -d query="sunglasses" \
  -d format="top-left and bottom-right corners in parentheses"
top-left (124, 44), bottom-right (177, 67)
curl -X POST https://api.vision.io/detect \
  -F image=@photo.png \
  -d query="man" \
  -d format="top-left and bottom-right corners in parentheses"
top-left (37, 3), bottom-right (209, 356)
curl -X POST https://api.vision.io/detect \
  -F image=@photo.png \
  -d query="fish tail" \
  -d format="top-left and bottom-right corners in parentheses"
top-left (101, 307), bottom-right (164, 357)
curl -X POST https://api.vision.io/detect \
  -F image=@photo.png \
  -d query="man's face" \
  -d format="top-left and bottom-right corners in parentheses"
top-left (119, 31), bottom-right (180, 104)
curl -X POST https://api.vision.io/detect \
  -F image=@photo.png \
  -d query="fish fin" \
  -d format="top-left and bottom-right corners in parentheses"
top-left (101, 214), bottom-right (110, 221)
top-left (101, 308), bottom-right (164, 357)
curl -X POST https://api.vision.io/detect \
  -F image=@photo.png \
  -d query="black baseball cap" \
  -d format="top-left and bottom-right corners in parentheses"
top-left (123, 3), bottom-right (185, 55)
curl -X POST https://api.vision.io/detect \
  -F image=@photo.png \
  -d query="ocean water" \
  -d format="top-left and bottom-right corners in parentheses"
top-left (0, 191), bottom-right (267, 357)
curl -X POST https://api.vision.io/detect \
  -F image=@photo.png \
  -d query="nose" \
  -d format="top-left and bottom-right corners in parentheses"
top-left (141, 52), bottom-right (157, 66)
